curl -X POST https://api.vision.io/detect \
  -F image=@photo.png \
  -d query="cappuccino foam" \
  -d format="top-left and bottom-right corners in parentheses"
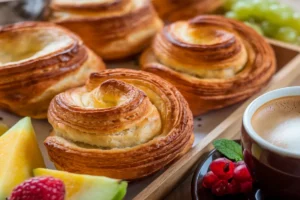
top-left (251, 96), bottom-right (300, 153)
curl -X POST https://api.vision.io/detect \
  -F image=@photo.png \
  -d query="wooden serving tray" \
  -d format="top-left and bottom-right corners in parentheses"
top-left (0, 40), bottom-right (300, 200)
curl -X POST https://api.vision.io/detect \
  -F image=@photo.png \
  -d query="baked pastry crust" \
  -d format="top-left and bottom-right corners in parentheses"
top-left (45, 69), bottom-right (194, 180)
top-left (47, 0), bottom-right (163, 60)
top-left (0, 22), bottom-right (106, 118)
top-left (152, 0), bottom-right (223, 22)
top-left (141, 15), bottom-right (276, 116)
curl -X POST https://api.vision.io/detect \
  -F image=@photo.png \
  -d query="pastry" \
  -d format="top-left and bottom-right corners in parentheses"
top-left (152, 0), bottom-right (223, 22)
top-left (141, 15), bottom-right (276, 116)
top-left (0, 22), bottom-right (106, 118)
top-left (47, 0), bottom-right (163, 60)
top-left (45, 69), bottom-right (194, 180)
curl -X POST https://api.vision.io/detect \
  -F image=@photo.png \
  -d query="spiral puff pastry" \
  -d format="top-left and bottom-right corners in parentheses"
top-left (141, 15), bottom-right (276, 116)
top-left (152, 0), bottom-right (223, 22)
top-left (47, 0), bottom-right (163, 60)
top-left (45, 69), bottom-right (194, 180)
top-left (0, 22), bottom-right (105, 118)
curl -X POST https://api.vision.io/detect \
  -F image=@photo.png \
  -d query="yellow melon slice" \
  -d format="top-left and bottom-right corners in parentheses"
top-left (0, 117), bottom-right (45, 200)
top-left (34, 168), bottom-right (127, 200)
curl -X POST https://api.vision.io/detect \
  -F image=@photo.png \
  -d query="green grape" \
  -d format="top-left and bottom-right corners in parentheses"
top-left (225, 11), bottom-right (239, 19)
top-left (223, 0), bottom-right (238, 11)
top-left (274, 27), bottom-right (298, 43)
top-left (244, 22), bottom-right (264, 35)
top-left (261, 21), bottom-right (279, 37)
top-left (291, 13), bottom-right (300, 33)
top-left (265, 0), bottom-right (278, 4)
top-left (247, 18), bottom-right (257, 24)
top-left (251, 0), bottom-right (264, 5)
top-left (223, 0), bottom-right (300, 45)
top-left (248, 0), bottom-right (261, 7)
top-left (232, 1), bottom-right (254, 20)
top-left (274, 3), bottom-right (293, 12)
top-left (274, 4), bottom-right (294, 26)
top-left (279, 11), bottom-right (293, 25)
top-left (263, 4), bottom-right (283, 25)
top-left (253, 2), bottom-right (272, 19)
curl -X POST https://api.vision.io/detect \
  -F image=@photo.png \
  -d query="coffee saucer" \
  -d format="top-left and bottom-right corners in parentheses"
top-left (191, 141), bottom-right (281, 200)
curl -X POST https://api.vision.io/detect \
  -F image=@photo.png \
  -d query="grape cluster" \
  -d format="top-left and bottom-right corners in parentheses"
top-left (224, 0), bottom-right (300, 44)
top-left (202, 158), bottom-right (253, 196)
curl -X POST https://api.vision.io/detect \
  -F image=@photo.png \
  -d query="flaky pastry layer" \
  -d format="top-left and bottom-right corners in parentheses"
top-left (45, 69), bottom-right (194, 180)
top-left (141, 15), bottom-right (276, 116)
top-left (152, 0), bottom-right (223, 22)
top-left (0, 22), bottom-right (106, 118)
top-left (47, 0), bottom-right (163, 60)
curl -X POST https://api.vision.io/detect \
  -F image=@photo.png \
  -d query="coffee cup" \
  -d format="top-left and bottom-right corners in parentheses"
top-left (242, 86), bottom-right (300, 199)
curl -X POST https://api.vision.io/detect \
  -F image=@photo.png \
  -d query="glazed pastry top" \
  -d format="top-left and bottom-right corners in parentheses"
top-left (0, 22), bottom-right (105, 118)
top-left (47, 0), bottom-right (162, 60)
top-left (153, 18), bottom-right (249, 79)
top-left (151, 0), bottom-right (223, 22)
top-left (48, 69), bottom-right (193, 149)
top-left (51, 78), bottom-right (162, 148)
top-left (50, 0), bottom-right (147, 20)
top-left (0, 27), bottom-right (74, 66)
top-left (142, 15), bottom-right (275, 80)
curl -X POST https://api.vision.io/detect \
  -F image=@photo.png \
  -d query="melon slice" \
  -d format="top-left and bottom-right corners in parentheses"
top-left (34, 168), bottom-right (127, 200)
top-left (0, 117), bottom-right (45, 200)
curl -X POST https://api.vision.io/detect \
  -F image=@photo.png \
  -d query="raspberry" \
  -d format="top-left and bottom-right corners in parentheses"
top-left (9, 176), bottom-right (65, 200)
top-left (233, 164), bottom-right (252, 182)
top-left (227, 179), bottom-right (240, 195)
top-left (211, 180), bottom-right (228, 196)
top-left (234, 161), bottom-right (245, 167)
top-left (202, 171), bottom-right (219, 189)
top-left (240, 181), bottom-right (253, 193)
top-left (203, 158), bottom-right (254, 196)
top-left (210, 158), bottom-right (234, 180)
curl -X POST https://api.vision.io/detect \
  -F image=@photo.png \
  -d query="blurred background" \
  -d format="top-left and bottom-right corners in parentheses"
top-left (0, 0), bottom-right (299, 45)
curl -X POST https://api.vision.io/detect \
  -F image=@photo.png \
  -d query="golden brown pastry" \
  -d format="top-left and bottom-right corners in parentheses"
top-left (141, 15), bottom-right (276, 116)
top-left (45, 69), bottom-right (194, 180)
top-left (47, 0), bottom-right (163, 60)
top-left (152, 0), bottom-right (223, 22)
top-left (0, 22), bottom-right (106, 118)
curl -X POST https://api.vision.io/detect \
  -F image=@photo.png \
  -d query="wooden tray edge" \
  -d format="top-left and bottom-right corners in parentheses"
top-left (267, 38), bottom-right (300, 53)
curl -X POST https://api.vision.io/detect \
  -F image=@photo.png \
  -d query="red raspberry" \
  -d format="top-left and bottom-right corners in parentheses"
top-left (240, 181), bottom-right (253, 193)
top-left (233, 164), bottom-right (252, 182)
top-left (9, 176), bottom-right (65, 200)
top-left (211, 180), bottom-right (228, 196)
top-left (202, 171), bottom-right (219, 189)
top-left (210, 158), bottom-right (234, 180)
top-left (227, 179), bottom-right (240, 195)
top-left (234, 161), bottom-right (245, 167)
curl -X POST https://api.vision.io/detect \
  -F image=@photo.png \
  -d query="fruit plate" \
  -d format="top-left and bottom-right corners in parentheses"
top-left (0, 40), bottom-right (300, 200)
top-left (191, 141), bottom-right (265, 200)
